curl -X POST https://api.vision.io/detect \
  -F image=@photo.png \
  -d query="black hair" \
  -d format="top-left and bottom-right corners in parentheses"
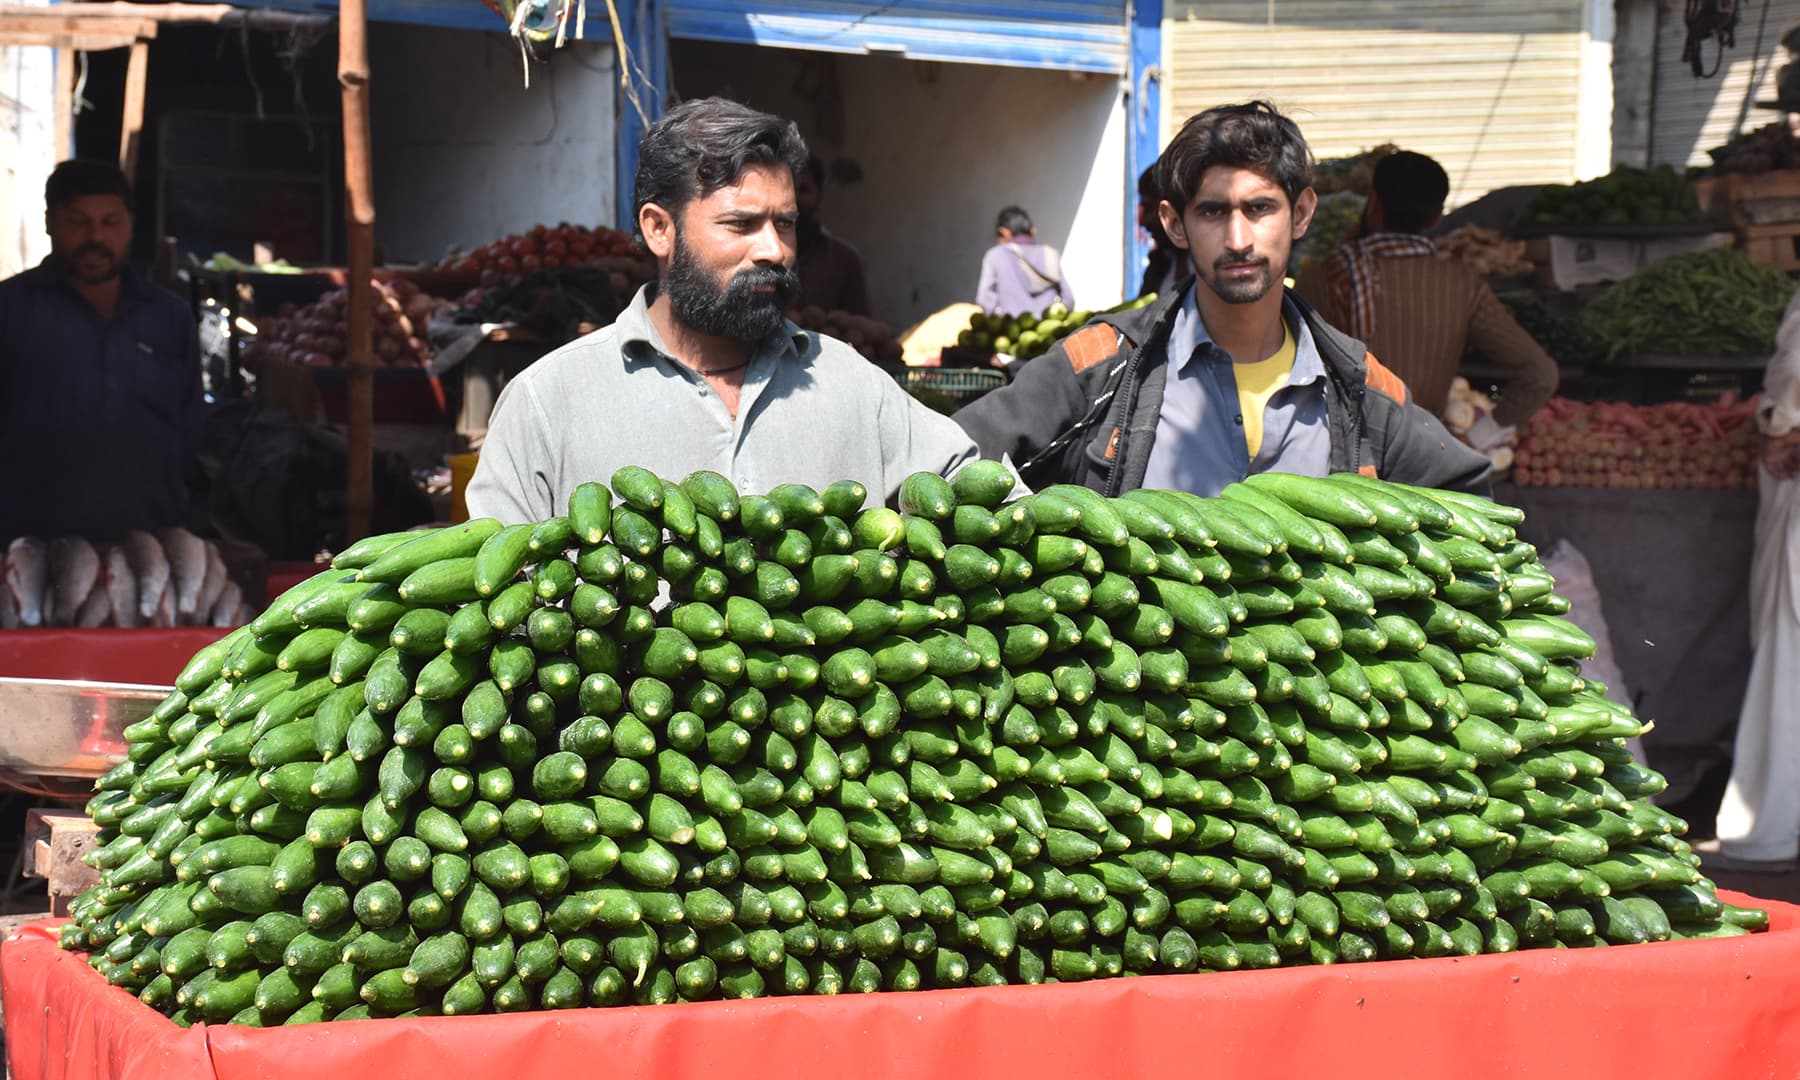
top-left (802, 157), bottom-right (826, 190)
top-left (1371, 150), bottom-right (1450, 234)
top-left (995, 206), bottom-right (1033, 235)
top-left (633, 98), bottom-right (809, 232)
top-left (1156, 101), bottom-right (1314, 209)
top-left (46, 159), bottom-right (132, 211)
top-left (1137, 165), bottom-right (1161, 202)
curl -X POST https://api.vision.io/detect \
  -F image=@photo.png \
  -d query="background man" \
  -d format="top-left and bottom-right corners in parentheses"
top-left (954, 102), bottom-right (1490, 497)
top-left (1137, 165), bottom-right (1191, 300)
top-left (468, 98), bottom-right (986, 523)
top-left (793, 157), bottom-right (872, 317)
top-left (976, 206), bottom-right (1075, 318)
top-left (1297, 150), bottom-right (1559, 429)
top-left (0, 160), bottom-right (203, 541)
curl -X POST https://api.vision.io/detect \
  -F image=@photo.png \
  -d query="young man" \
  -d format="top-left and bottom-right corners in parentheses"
top-left (793, 157), bottom-right (872, 317)
top-left (1296, 150), bottom-right (1559, 428)
top-left (954, 102), bottom-right (1491, 498)
top-left (975, 206), bottom-right (1075, 318)
top-left (0, 160), bottom-right (204, 541)
top-left (468, 98), bottom-right (986, 523)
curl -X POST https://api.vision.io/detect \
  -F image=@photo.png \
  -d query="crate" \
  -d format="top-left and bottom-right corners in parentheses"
top-left (898, 368), bottom-right (1007, 402)
top-left (1740, 222), bottom-right (1800, 271)
top-left (1694, 169), bottom-right (1800, 227)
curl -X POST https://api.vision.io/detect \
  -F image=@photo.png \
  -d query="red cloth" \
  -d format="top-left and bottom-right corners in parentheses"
top-left (0, 629), bottom-right (230, 686)
top-left (5, 892), bottom-right (1798, 1080)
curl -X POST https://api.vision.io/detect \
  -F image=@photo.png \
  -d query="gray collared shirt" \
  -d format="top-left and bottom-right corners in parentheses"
top-left (1140, 289), bottom-right (1332, 497)
top-left (467, 284), bottom-right (986, 523)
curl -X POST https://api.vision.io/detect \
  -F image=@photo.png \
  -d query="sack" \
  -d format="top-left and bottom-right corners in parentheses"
top-left (1541, 539), bottom-right (1643, 762)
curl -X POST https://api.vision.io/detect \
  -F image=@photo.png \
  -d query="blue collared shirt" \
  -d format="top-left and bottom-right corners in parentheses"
top-left (0, 259), bottom-right (203, 540)
top-left (1140, 288), bottom-right (1332, 497)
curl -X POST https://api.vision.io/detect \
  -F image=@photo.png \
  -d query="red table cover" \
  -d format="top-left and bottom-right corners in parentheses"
top-left (4, 892), bottom-right (1797, 1080)
top-left (0, 629), bottom-right (230, 686)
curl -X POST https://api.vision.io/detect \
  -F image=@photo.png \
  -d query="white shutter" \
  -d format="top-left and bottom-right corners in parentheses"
top-left (1648, 0), bottom-right (1800, 169)
top-left (1163, 0), bottom-right (1591, 206)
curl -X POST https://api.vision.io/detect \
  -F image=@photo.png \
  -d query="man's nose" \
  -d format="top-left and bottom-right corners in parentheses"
top-left (1225, 211), bottom-right (1256, 251)
top-left (749, 221), bottom-right (790, 264)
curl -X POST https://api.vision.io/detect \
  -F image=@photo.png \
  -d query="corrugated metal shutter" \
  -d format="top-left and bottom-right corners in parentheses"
top-left (1163, 1), bottom-right (1588, 206)
top-left (665, 0), bottom-right (1129, 73)
top-left (1649, 0), bottom-right (1800, 169)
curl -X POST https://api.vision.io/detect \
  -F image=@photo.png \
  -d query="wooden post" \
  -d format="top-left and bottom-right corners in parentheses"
top-left (118, 38), bottom-right (148, 182)
top-left (53, 45), bottom-right (74, 158)
top-left (339, 0), bottom-right (375, 542)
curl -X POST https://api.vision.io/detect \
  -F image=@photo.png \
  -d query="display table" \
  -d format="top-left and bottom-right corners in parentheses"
top-left (1495, 483), bottom-right (1755, 819)
top-left (4, 894), bottom-right (1796, 1080)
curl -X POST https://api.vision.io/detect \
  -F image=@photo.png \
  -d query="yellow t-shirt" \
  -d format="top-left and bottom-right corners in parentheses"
top-left (1235, 319), bottom-right (1297, 459)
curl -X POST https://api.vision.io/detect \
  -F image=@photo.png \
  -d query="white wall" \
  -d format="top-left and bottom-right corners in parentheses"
top-left (670, 41), bottom-right (1128, 328)
top-left (1, 1), bottom-right (57, 278)
top-left (369, 24), bottom-right (615, 264)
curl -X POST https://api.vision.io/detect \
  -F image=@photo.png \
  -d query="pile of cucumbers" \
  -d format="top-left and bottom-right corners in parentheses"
top-left (62, 464), bottom-right (1764, 1026)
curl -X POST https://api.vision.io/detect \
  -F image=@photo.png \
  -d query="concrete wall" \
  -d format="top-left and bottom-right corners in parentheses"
top-left (669, 40), bottom-right (1128, 329)
top-left (0, 0), bottom-right (57, 278)
top-left (369, 24), bottom-right (615, 264)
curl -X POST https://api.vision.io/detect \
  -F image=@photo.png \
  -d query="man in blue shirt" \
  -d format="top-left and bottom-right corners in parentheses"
top-left (0, 161), bottom-right (203, 541)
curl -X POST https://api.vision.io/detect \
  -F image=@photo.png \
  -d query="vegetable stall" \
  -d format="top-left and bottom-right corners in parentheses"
top-left (5, 468), bottom-right (1800, 1078)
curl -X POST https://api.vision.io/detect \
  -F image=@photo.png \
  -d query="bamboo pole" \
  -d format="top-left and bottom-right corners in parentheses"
top-left (338, 0), bottom-right (374, 542)
top-left (117, 38), bottom-right (147, 182)
top-left (53, 45), bottom-right (73, 157)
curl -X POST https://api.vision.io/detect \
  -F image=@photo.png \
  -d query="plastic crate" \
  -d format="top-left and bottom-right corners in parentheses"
top-left (897, 367), bottom-right (1007, 402)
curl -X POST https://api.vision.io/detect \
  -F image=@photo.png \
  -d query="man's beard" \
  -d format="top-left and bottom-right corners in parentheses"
top-left (60, 243), bottom-right (122, 286)
top-left (663, 233), bottom-right (799, 343)
top-left (1201, 251), bottom-right (1278, 304)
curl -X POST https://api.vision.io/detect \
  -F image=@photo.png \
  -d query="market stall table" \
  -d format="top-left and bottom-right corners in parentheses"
top-left (3, 894), bottom-right (1796, 1080)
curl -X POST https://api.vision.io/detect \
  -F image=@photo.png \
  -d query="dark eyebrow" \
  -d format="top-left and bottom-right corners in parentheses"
top-left (1192, 199), bottom-right (1229, 213)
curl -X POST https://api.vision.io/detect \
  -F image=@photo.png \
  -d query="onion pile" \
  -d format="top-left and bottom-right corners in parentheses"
top-left (248, 278), bottom-right (442, 369)
top-left (1512, 396), bottom-right (1761, 490)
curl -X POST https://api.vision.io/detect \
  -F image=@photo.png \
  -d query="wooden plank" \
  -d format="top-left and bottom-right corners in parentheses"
top-left (0, 30), bottom-right (139, 48)
top-left (340, 0), bottom-right (376, 542)
top-left (118, 38), bottom-right (149, 183)
top-left (0, 14), bottom-right (155, 38)
top-left (0, 3), bottom-right (322, 31)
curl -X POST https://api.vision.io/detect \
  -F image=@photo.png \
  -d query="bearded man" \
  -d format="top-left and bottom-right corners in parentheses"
top-left (468, 98), bottom-right (985, 522)
top-left (0, 160), bottom-right (204, 540)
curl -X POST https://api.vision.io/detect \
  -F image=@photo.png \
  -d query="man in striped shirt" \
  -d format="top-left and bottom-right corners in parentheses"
top-left (1296, 151), bottom-right (1559, 429)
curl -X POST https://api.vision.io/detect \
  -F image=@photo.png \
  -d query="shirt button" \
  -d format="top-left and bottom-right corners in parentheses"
top-left (1234, 414), bottom-right (1244, 425)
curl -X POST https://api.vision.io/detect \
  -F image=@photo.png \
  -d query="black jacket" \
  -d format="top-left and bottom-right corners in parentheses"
top-left (954, 283), bottom-right (1493, 497)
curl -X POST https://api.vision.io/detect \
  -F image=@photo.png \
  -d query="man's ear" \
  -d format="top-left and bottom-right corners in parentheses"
top-left (639, 202), bottom-right (677, 260)
top-left (1291, 187), bottom-right (1319, 241)
top-left (1157, 200), bottom-right (1189, 251)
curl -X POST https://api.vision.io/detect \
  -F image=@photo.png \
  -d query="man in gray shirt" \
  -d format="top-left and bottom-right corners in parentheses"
top-left (468, 98), bottom-right (985, 524)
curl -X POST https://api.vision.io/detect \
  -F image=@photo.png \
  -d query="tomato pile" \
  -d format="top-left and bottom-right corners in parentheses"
top-left (1512, 396), bottom-right (1761, 490)
top-left (437, 223), bottom-right (648, 284)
